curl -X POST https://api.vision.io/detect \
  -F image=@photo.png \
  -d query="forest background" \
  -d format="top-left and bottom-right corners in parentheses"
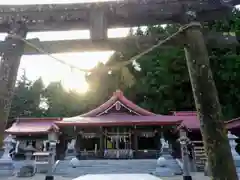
top-left (8, 9), bottom-right (240, 125)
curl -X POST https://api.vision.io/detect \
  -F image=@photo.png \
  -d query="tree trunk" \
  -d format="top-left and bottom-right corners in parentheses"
top-left (0, 21), bottom-right (27, 146)
top-left (184, 24), bottom-right (238, 179)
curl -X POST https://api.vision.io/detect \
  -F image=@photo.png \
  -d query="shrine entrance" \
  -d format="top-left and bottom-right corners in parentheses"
top-left (104, 127), bottom-right (133, 159)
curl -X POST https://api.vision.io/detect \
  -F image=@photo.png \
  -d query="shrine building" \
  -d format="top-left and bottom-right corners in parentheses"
top-left (5, 90), bottom-right (240, 162)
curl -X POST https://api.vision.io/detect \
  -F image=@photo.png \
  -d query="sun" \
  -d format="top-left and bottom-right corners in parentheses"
top-left (62, 68), bottom-right (90, 94)
top-left (53, 51), bottom-right (114, 93)
top-left (66, 78), bottom-right (89, 94)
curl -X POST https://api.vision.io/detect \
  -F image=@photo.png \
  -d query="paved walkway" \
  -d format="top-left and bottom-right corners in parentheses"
top-left (162, 173), bottom-right (210, 180)
top-left (1, 173), bottom-right (210, 180)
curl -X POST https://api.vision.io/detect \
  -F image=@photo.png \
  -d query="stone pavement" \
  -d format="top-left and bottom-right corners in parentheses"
top-left (161, 173), bottom-right (210, 180)
top-left (0, 173), bottom-right (210, 180)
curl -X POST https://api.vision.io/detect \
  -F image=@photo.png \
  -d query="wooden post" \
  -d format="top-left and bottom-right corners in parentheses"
top-left (99, 127), bottom-right (104, 158)
top-left (0, 20), bottom-right (27, 146)
top-left (183, 23), bottom-right (238, 179)
top-left (133, 128), bottom-right (138, 158)
top-left (89, 7), bottom-right (108, 41)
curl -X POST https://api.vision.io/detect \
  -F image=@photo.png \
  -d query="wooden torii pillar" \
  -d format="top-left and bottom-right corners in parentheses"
top-left (0, 20), bottom-right (27, 145)
top-left (183, 18), bottom-right (238, 180)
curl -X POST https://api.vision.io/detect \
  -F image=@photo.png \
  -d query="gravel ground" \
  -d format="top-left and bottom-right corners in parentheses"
top-left (1, 173), bottom-right (210, 180)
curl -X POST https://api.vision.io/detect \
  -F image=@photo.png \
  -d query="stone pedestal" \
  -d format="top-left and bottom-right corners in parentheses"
top-left (227, 132), bottom-right (240, 175)
top-left (155, 138), bottom-right (182, 176)
top-left (17, 143), bottom-right (36, 177)
top-left (70, 157), bottom-right (81, 167)
top-left (65, 139), bottom-right (76, 160)
top-left (0, 135), bottom-right (15, 176)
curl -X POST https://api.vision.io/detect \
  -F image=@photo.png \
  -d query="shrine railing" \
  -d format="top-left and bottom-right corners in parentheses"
top-left (104, 149), bottom-right (133, 159)
top-left (71, 149), bottom-right (159, 159)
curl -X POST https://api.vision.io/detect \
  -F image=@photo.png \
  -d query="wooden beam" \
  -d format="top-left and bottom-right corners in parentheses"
top-left (0, 33), bottom-right (238, 55)
top-left (0, 36), bottom-right (169, 54)
top-left (0, 0), bottom-right (236, 32)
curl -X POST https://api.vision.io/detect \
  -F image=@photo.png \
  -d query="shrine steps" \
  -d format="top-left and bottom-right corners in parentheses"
top-left (53, 159), bottom-right (157, 178)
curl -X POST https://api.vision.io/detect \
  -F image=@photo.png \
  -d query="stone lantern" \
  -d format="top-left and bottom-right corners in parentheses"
top-left (45, 131), bottom-right (58, 180)
top-left (48, 131), bottom-right (58, 143)
top-left (178, 129), bottom-right (192, 180)
top-left (155, 137), bottom-right (182, 176)
top-left (24, 142), bottom-right (36, 161)
top-left (1, 135), bottom-right (14, 160)
top-left (0, 135), bottom-right (15, 176)
top-left (227, 131), bottom-right (240, 174)
top-left (65, 139), bottom-right (76, 159)
top-left (16, 142), bottom-right (37, 177)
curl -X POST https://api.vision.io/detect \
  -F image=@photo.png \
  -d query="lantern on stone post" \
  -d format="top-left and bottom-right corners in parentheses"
top-left (24, 141), bottom-right (36, 161)
top-left (48, 131), bottom-right (58, 142)
top-left (178, 129), bottom-right (192, 180)
top-left (45, 131), bottom-right (58, 180)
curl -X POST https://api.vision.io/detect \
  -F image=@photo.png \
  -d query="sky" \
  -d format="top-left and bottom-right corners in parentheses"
top-left (0, 1), bottom-right (239, 93)
top-left (0, 0), bottom-right (132, 93)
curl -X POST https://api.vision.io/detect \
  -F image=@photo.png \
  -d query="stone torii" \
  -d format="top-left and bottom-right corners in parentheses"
top-left (0, 0), bottom-right (239, 179)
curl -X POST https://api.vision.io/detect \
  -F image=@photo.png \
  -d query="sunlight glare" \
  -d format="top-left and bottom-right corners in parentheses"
top-left (18, 51), bottom-right (114, 93)
top-left (63, 70), bottom-right (89, 93)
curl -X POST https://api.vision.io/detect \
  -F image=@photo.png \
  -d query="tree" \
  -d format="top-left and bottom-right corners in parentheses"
top-left (44, 81), bottom-right (87, 117)
top-left (8, 73), bottom-right (45, 126)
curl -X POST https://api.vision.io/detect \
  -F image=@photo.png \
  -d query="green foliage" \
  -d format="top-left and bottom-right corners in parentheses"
top-left (44, 81), bottom-right (87, 117)
top-left (10, 73), bottom-right (44, 119)
top-left (9, 75), bottom-right (88, 121)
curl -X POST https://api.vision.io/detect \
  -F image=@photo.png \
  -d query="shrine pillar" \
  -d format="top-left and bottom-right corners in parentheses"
top-left (132, 128), bottom-right (138, 158)
top-left (99, 127), bottom-right (104, 158)
top-left (75, 132), bottom-right (83, 160)
top-left (0, 20), bottom-right (27, 145)
top-left (183, 20), bottom-right (237, 179)
top-left (89, 6), bottom-right (107, 41)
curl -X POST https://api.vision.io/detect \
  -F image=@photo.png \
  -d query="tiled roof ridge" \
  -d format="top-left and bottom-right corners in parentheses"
top-left (172, 111), bottom-right (197, 116)
top-left (16, 117), bottom-right (62, 122)
top-left (80, 89), bottom-right (155, 117)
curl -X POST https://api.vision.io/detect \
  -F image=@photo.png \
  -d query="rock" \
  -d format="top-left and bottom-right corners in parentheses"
top-left (154, 166), bottom-right (175, 177)
top-left (17, 165), bottom-right (35, 177)
top-left (156, 145), bottom-right (182, 175)
top-left (70, 157), bottom-right (81, 167)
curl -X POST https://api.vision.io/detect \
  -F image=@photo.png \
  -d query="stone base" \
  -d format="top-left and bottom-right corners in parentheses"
top-left (157, 156), bottom-right (183, 175)
top-left (35, 163), bottom-right (49, 173)
top-left (154, 167), bottom-right (175, 177)
top-left (70, 157), bottom-right (81, 167)
top-left (0, 159), bottom-right (14, 176)
top-left (16, 165), bottom-right (35, 177)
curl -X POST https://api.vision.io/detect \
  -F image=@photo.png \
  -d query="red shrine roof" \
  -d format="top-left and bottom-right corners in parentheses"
top-left (7, 90), bottom-right (227, 134)
top-left (172, 111), bottom-right (200, 130)
top-left (172, 111), bottom-right (197, 116)
top-left (80, 90), bottom-right (155, 117)
top-left (56, 90), bottom-right (182, 127)
top-left (56, 114), bottom-right (182, 127)
top-left (5, 117), bottom-right (60, 135)
top-left (225, 117), bottom-right (240, 129)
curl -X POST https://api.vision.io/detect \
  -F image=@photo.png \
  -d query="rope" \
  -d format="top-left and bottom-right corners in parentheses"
top-left (7, 22), bottom-right (201, 73)
top-left (6, 35), bottom-right (90, 73)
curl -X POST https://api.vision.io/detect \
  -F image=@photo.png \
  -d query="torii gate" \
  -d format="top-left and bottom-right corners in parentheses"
top-left (0, 0), bottom-right (239, 179)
